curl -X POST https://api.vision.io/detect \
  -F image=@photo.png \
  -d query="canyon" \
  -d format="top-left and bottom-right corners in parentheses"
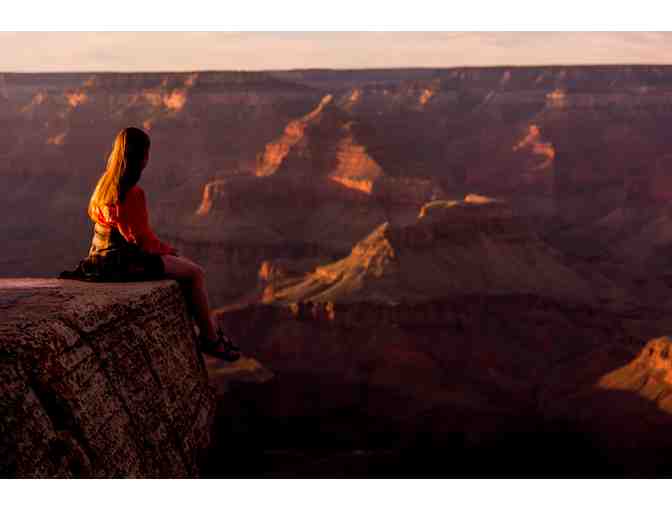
top-left (6, 66), bottom-right (672, 305)
top-left (6, 66), bottom-right (672, 475)
top-left (213, 297), bottom-right (672, 475)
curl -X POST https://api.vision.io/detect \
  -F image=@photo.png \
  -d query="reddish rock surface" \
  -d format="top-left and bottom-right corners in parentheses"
top-left (261, 196), bottom-right (617, 306)
top-left (0, 278), bottom-right (215, 477)
top-left (539, 336), bottom-right (672, 472)
top-left (211, 296), bottom-right (672, 474)
top-left (8, 67), bottom-right (672, 308)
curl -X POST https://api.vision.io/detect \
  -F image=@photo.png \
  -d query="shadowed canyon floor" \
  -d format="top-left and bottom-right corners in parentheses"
top-left (205, 297), bottom-right (672, 476)
top-left (203, 199), bottom-right (672, 476)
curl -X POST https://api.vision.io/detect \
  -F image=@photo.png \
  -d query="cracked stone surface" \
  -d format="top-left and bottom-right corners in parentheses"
top-left (0, 278), bottom-right (216, 477)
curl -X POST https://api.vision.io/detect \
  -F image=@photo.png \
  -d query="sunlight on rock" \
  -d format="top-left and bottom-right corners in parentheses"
top-left (512, 124), bottom-right (556, 170)
top-left (546, 88), bottom-right (567, 108)
top-left (597, 337), bottom-right (672, 392)
top-left (46, 132), bottom-right (66, 145)
top-left (65, 91), bottom-right (88, 108)
top-left (330, 175), bottom-right (375, 194)
top-left (163, 89), bottom-right (187, 111)
top-left (143, 85), bottom-right (189, 112)
top-left (185, 73), bottom-right (199, 87)
top-left (20, 91), bottom-right (47, 112)
top-left (195, 179), bottom-right (224, 216)
top-left (464, 193), bottom-right (499, 205)
top-left (205, 355), bottom-right (274, 396)
top-left (419, 88), bottom-right (434, 105)
top-left (328, 123), bottom-right (384, 194)
top-left (256, 94), bottom-right (333, 176)
top-left (143, 91), bottom-right (163, 107)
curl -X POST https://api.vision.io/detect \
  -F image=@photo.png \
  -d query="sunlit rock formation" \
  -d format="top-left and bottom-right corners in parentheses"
top-left (536, 336), bottom-right (672, 472)
top-left (327, 120), bottom-right (384, 194)
top-left (262, 196), bottom-right (596, 305)
top-left (256, 94), bottom-right (333, 177)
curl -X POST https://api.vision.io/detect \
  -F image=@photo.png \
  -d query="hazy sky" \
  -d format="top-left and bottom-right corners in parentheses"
top-left (3, 32), bottom-right (672, 72)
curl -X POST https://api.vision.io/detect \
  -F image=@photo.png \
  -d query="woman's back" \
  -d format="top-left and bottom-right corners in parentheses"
top-left (68, 185), bottom-right (172, 281)
top-left (92, 185), bottom-right (175, 256)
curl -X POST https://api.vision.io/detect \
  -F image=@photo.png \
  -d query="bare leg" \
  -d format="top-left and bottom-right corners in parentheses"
top-left (161, 254), bottom-right (217, 340)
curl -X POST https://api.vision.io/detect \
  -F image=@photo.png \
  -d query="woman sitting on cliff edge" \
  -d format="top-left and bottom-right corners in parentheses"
top-left (60, 126), bottom-right (240, 362)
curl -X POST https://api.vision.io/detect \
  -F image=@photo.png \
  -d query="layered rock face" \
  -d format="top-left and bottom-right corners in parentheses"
top-left (214, 294), bottom-right (669, 474)
top-left (210, 292), bottom-right (672, 475)
top-left (7, 67), bottom-right (672, 306)
top-left (262, 196), bottom-right (606, 306)
top-left (166, 229), bottom-right (336, 305)
top-left (538, 336), bottom-right (672, 472)
top-left (0, 278), bottom-right (215, 477)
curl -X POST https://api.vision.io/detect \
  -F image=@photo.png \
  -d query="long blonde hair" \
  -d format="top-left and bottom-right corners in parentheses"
top-left (87, 126), bottom-right (151, 223)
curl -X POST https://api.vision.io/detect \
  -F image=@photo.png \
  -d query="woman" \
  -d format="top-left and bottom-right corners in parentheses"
top-left (64, 126), bottom-right (240, 362)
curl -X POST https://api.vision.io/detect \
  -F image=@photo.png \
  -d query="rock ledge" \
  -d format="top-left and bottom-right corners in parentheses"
top-left (1, 278), bottom-right (215, 477)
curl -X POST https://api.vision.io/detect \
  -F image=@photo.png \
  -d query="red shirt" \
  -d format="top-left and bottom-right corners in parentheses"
top-left (94, 185), bottom-right (176, 256)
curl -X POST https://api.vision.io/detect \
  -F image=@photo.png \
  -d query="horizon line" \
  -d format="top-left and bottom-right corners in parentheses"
top-left (5, 62), bottom-right (672, 74)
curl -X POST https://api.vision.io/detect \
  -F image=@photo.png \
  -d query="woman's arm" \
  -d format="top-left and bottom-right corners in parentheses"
top-left (117, 186), bottom-right (178, 256)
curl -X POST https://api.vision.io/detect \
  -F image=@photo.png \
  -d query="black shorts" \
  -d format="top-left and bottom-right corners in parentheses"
top-left (59, 248), bottom-right (166, 282)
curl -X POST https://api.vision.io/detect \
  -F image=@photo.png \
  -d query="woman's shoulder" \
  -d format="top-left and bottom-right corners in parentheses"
top-left (123, 185), bottom-right (146, 205)
top-left (127, 185), bottom-right (145, 197)
top-left (118, 186), bottom-right (147, 217)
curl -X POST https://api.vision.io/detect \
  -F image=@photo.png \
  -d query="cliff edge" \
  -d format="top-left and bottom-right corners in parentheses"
top-left (0, 278), bottom-right (216, 477)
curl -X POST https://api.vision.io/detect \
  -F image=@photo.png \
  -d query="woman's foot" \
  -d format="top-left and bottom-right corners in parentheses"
top-left (216, 330), bottom-right (241, 352)
top-left (199, 329), bottom-right (241, 362)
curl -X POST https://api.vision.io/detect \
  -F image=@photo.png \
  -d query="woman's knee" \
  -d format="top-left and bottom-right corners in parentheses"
top-left (162, 254), bottom-right (205, 282)
top-left (192, 263), bottom-right (205, 282)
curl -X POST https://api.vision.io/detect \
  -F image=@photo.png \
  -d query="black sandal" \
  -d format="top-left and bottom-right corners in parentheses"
top-left (199, 330), bottom-right (241, 362)
top-left (216, 329), bottom-right (241, 352)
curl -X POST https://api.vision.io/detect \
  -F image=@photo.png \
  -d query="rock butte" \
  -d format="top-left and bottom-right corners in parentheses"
top-left (261, 196), bottom-right (600, 305)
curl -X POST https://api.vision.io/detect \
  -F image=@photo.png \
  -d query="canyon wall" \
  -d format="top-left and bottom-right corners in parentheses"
top-left (0, 278), bottom-right (215, 477)
top-left (7, 67), bottom-right (672, 306)
top-left (213, 297), bottom-right (672, 474)
top-left (261, 196), bottom-right (618, 306)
